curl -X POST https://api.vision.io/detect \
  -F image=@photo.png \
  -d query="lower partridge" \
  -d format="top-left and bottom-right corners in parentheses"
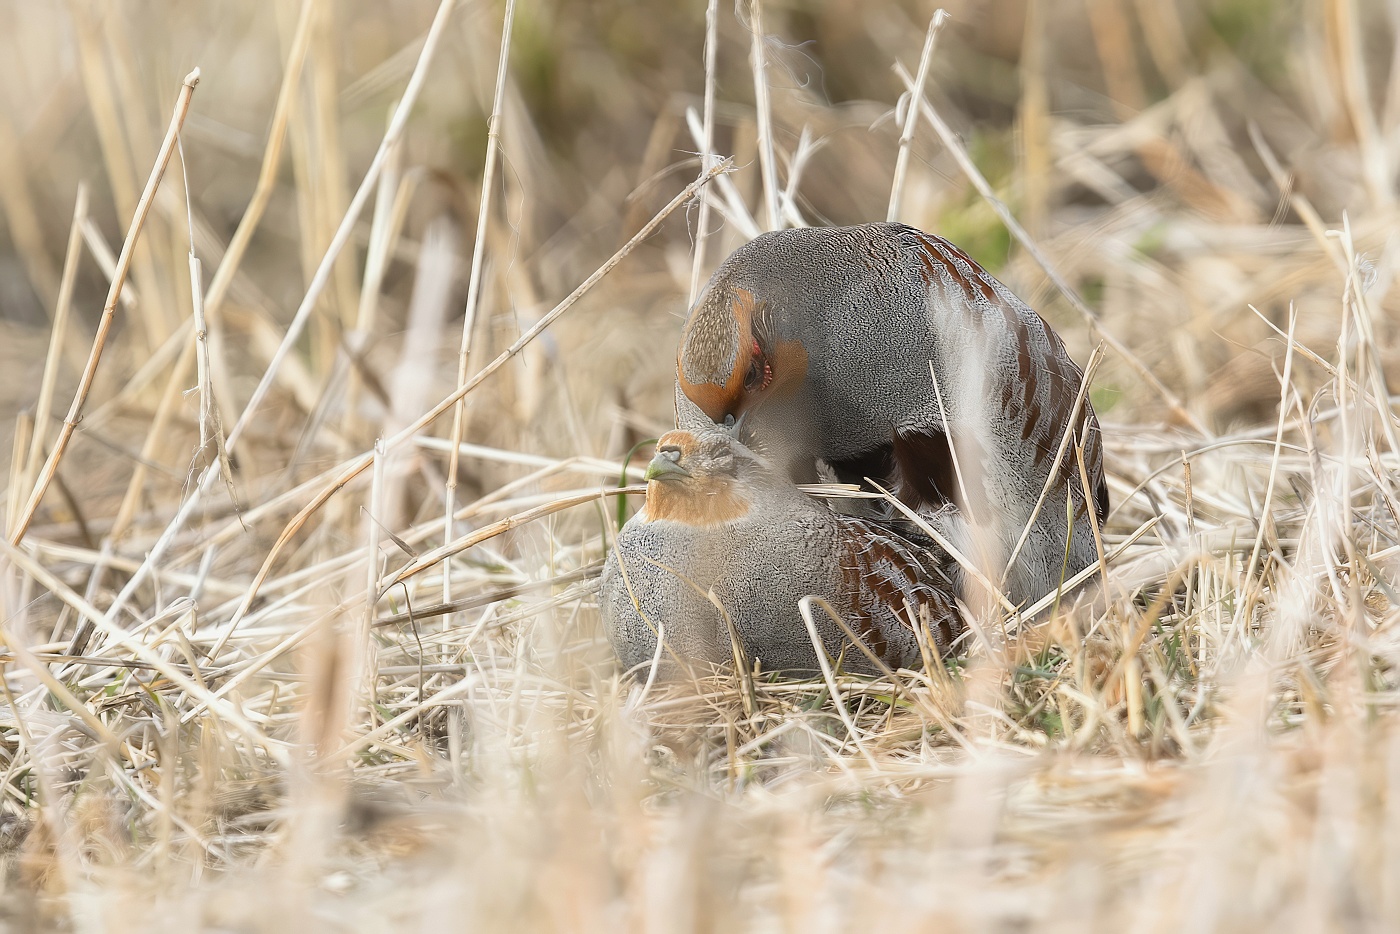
top-left (600, 428), bottom-right (962, 677)
top-left (674, 222), bottom-right (1107, 607)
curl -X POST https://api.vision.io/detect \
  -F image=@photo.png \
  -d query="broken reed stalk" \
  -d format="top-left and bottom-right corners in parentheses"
top-left (211, 161), bottom-right (732, 652)
top-left (685, 108), bottom-right (761, 239)
top-left (445, 0), bottom-right (518, 604)
top-left (9, 69), bottom-right (201, 546)
top-left (892, 61), bottom-right (1207, 436)
top-left (887, 10), bottom-right (947, 222)
top-left (183, 190), bottom-right (234, 506)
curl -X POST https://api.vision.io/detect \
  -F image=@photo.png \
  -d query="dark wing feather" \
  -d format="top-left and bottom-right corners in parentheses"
top-left (833, 515), bottom-right (962, 660)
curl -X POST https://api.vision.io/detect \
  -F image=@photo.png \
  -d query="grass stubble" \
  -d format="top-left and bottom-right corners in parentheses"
top-left (1, 0), bottom-right (1400, 929)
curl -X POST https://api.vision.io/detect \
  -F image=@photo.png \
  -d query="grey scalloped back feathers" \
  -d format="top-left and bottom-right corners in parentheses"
top-left (600, 428), bottom-right (962, 678)
top-left (674, 223), bottom-right (1107, 608)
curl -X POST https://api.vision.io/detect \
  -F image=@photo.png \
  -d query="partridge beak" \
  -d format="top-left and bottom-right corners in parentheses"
top-left (644, 449), bottom-right (691, 482)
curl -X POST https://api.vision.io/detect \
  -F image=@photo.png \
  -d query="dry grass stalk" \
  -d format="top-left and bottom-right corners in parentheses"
top-left (687, 0), bottom-right (722, 306)
top-left (887, 9), bottom-right (947, 223)
top-left (1001, 344), bottom-right (1106, 579)
top-left (67, 0), bottom-right (174, 351)
top-left (16, 185), bottom-right (88, 537)
top-left (1018, 0), bottom-right (1051, 237)
top-left (445, 0), bottom-right (518, 604)
top-left (747, 0), bottom-right (779, 232)
top-left (9, 69), bottom-right (201, 546)
top-left (203, 0), bottom-right (316, 321)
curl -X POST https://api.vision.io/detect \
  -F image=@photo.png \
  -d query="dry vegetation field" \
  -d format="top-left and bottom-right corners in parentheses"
top-left (1, 0), bottom-right (1399, 929)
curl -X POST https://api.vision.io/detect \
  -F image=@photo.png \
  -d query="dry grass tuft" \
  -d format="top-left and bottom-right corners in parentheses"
top-left (2, 0), bottom-right (1400, 929)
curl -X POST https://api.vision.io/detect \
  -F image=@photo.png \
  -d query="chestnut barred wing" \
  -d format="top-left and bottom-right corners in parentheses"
top-left (833, 514), bottom-right (961, 657)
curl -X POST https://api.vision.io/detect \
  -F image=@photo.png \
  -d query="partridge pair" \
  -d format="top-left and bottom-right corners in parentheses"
top-left (674, 223), bottom-right (1106, 606)
top-left (600, 222), bottom-right (1104, 677)
top-left (600, 428), bottom-right (961, 676)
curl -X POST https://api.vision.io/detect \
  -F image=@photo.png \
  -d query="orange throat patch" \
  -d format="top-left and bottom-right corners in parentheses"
top-left (643, 478), bottom-right (751, 526)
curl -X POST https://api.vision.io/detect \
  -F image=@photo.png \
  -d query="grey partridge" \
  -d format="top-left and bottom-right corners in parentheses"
top-left (600, 428), bottom-right (962, 677)
top-left (674, 222), bottom-right (1107, 607)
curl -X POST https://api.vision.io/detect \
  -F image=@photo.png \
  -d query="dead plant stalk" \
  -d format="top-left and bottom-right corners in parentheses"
top-left (10, 69), bottom-right (201, 546)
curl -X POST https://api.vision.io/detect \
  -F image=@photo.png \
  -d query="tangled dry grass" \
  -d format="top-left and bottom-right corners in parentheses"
top-left (2, 0), bottom-right (1400, 929)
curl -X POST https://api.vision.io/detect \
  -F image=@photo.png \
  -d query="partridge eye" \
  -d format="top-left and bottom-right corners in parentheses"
top-left (658, 445), bottom-right (683, 463)
top-left (744, 349), bottom-right (772, 392)
top-left (723, 414), bottom-right (736, 429)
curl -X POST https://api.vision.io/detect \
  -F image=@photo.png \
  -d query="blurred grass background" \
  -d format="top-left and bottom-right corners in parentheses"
top-left (2, 0), bottom-right (1400, 929)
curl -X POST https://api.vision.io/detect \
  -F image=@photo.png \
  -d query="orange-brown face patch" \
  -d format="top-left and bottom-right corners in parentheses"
top-left (677, 288), bottom-right (758, 423)
top-left (677, 375), bottom-right (743, 425)
top-left (678, 287), bottom-right (810, 423)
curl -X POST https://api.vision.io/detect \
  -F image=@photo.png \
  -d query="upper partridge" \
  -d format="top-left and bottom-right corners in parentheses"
top-left (674, 222), bottom-right (1107, 607)
top-left (600, 428), bottom-right (961, 677)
